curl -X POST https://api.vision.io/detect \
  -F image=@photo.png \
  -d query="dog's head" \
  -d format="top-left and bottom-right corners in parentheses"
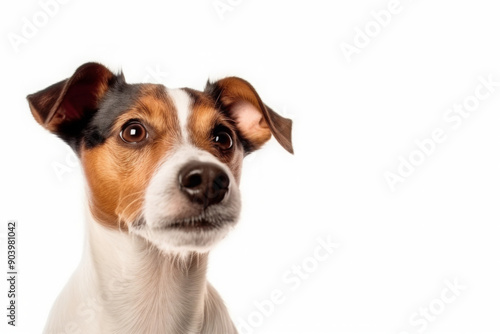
top-left (27, 62), bottom-right (293, 254)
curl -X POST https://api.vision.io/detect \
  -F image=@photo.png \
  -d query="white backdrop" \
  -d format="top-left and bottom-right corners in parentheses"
top-left (1, 0), bottom-right (500, 333)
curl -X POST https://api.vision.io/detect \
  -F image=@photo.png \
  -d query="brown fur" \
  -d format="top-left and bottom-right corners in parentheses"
top-left (82, 85), bottom-right (181, 230)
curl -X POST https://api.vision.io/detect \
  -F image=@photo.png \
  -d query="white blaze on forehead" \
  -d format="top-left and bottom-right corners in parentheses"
top-left (167, 88), bottom-right (193, 141)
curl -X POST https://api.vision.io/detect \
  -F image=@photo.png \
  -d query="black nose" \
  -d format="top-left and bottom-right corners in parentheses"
top-left (178, 161), bottom-right (230, 208)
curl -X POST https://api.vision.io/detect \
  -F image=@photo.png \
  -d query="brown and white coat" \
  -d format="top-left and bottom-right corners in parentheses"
top-left (28, 63), bottom-right (293, 334)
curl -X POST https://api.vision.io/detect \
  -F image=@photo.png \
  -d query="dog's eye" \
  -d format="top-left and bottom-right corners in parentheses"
top-left (213, 130), bottom-right (233, 150)
top-left (120, 122), bottom-right (147, 144)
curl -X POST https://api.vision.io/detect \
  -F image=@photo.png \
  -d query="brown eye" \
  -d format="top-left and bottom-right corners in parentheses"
top-left (213, 130), bottom-right (233, 150)
top-left (120, 122), bottom-right (147, 143)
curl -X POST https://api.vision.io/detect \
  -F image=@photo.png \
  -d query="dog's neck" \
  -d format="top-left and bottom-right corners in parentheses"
top-left (43, 204), bottom-right (237, 334)
top-left (85, 213), bottom-right (209, 334)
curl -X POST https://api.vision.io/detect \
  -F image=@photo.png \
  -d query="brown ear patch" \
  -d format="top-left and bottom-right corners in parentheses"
top-left (27, 62), bottom-right (117, 139)
top-left (205, 77), bottom-right (293, 154)
top-left (27, 63), bottom-right (124, 154)
top-left (81, 84), bottom-right (181, 230)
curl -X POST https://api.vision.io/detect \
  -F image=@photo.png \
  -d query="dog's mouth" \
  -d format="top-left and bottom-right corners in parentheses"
top-left (160, 213), bottom-right (237, 232)
top-left (133, 203), bottom-right (241, 251)
top-left (168, 218), bottom-right (218, 231)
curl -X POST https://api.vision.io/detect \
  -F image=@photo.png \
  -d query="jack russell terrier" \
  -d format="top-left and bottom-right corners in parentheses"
top-left (27, 62), bottom-right (293, 334)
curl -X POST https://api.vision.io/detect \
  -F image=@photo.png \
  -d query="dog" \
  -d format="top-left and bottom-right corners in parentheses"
top-left (27, 62), bottom-right (293, 334)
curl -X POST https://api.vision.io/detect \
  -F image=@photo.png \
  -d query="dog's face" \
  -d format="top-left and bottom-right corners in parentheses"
top-left (27, 63), bottom-right (293, 254)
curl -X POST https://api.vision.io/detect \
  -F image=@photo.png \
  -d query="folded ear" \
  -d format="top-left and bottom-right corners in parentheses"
top-left (27, 62), bottom-right (119, 150)
top-left (205, 77), bottom-right (293, 154)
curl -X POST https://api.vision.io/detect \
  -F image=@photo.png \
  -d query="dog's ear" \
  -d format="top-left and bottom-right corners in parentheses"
top-left (205, 77), bottom-right (293, 154)
top-left (27, 62), bottom-right (119, 150)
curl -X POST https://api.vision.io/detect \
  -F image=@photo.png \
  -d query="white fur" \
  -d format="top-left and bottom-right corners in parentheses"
top-left (43, 210), bottom-right (238, 334)
top-left (136, 144), bottom-right (241, 255)
top-left (168, 88), bottom-right (192, 142)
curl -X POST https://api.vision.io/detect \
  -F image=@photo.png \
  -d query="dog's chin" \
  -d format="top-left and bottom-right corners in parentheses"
top-left (130, 214), bottom-right (238, 255)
